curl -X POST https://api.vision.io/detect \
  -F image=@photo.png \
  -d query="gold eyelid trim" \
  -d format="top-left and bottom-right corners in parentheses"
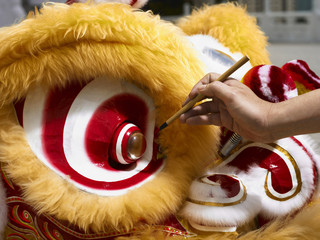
top-left (264, 143), bottom-right (302, 201)
top-left (215, 49), bottom-right (237, 63)
top-left (189, 142), bottom-right (302, 206)
top-left (187, 179), bottom-right (247, 207)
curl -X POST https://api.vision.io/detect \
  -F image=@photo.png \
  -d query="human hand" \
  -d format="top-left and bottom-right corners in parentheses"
top-left (180, 73), bottom-right (275, 142)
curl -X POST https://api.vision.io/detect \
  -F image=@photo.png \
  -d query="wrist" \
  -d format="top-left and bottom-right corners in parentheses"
top-left (266, 102), bottom-right (288, 142)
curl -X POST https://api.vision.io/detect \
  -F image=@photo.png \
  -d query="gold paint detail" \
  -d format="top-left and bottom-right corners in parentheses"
top-left (5, 199), bottom-right (195, 239)
top-left (187, 178), bottom-right (247, 207)
top-left (215, 49), bottom-right (237, 63)
top-left (1, 162), bottom-right (14, 190)
top-left (176, 216), bottom-right (238, 237)
top-left (5, 204), bottom-right (61, 240)
top-left (264, 143), bottom-right (302, 201)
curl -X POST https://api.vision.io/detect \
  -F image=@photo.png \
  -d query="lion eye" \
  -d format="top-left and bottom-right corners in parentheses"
top-left (127, 130), bottom-right (146, 160)
top-left (110, 123), bottom-right (146, 165)
top-left (16, 76), bottom-right (164, 196)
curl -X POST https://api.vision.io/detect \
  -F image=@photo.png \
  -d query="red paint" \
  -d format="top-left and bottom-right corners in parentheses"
top-left (66, 0), bottom-right (76, 4)
top-left (268, 65), bottom-right (296, 102)
top-left (85, 94), bottom-right (148, 167)
top-left (14, 99), bottom-right (25, 127)
top-left (207, 174), bottom-right (241, 198)
top-left (130, 0), bottom-right (138, 6)
top-left (243, 65), bottom-right (296, 103)
top-left (228, 146), bottom-right (293, 194)
top-left (84, 102), bottom-right (127, 169)
top-left (41, 82), bottom-right (161, 191)
top-left (282, 60), bottom-right (320, 90)
top-left (243, 65), bottom-right (263, 98)
top-left (42, 82), bottom-right (84, 170)
top-left (291, 136), bottom-right (318, 191)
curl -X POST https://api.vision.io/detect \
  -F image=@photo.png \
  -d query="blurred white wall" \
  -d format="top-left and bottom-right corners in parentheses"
top-left (0, 0), bottom-right (67, 27)
top-left (0, 0), bottom-right (25, 27)
top-left (251, 0), bottom-right (320, 42)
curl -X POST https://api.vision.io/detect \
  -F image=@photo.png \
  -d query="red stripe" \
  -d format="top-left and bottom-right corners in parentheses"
top-left (243, 65), bottom-right (296, 103)
top-left (267, 65), bottom-right (295, 102)
top-left (130, 0), bottom-right (138, 6)
top-left (207, 175), bottom-right (241, 198)
top-left (228, 146), bottom-right (293, 194)
top-left (290, 136), bottom-right (318, 187)
top-left (282, 60), bottom-right (320, 90)
top-left (120, 125), bottom-right (140, 164)
top-left (14, 99), bottom-right (25, 127)
top-left (66, 0), bottom-right (77, 4)
top-left (41, 82), bottom-right (162, 191)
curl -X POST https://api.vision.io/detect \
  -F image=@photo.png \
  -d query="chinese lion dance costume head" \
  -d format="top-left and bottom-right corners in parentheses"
top-left (1, 0), bottom-right (320, 239)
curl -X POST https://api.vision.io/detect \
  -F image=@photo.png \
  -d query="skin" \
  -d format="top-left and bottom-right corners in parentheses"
top-left (180, 73), bottom-right (320, 143)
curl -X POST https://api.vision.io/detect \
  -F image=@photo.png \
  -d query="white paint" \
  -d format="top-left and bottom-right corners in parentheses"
top-left (116, 123), bottom-right (136, 165)
top-left (186, 34), bottom-right (252, 80)
top-left (23, 77), bottom-right (164, 196)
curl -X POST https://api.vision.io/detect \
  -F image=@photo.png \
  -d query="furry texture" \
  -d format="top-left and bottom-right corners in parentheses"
top-left (177, 3), bottom-right (270, 67)
top-left (0, 2), bottom-right (220, 232)
top-left (1, 2), bottom-right (296, 239)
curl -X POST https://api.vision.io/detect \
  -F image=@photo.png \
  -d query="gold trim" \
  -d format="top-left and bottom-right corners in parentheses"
top-left (176, 216), bottom-right (238, 237)
top-left (187, 180), bottom-right (247, 207)
top-left (196, 141), bottom-right (302, 205)
top-left (215, 49), bottom-right (237, 63)
top-left (264, 143), bottom-right (302, 201)
top-left (0, 162), bottom-right (14, 190)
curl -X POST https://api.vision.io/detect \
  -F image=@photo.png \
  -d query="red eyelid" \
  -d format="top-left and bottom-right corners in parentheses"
top-left (85, 93), bottom-right (148, 168)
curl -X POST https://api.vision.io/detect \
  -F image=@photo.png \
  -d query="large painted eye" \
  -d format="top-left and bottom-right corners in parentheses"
top-left (110, 123), bottom-right (147, 165)
top-left (15, 77), bottom-right (164, 196)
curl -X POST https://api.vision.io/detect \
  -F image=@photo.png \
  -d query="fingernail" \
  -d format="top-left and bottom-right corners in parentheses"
top-left (180, 114), bottom-right (185, 123)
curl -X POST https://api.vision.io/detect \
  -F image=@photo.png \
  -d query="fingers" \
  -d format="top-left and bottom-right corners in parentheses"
top-left (183, 113), bottom-right (222, 126)
top-left (180, 101), bottom-right (219, 123)
top-left (182, 73), bottom-right (221, 106)
top-left (198, 80), bottom-right (237, 103)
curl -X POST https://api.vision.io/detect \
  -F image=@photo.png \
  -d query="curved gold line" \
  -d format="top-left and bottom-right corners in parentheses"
top-left (187, 183), bottom-right (247, 207)
top-left (1, 162), bottom-right (14, 190)
top-left (264, 143), bottom-right (302, 201)
top-left (215, 49), bottom-right (237, 63)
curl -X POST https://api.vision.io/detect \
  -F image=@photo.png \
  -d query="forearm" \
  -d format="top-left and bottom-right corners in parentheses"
top-left (268, 89), bottom-right (320, 140)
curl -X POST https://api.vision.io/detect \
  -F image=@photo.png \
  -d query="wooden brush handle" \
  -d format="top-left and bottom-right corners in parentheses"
top-left (164, 56), bottom-right (250, 127)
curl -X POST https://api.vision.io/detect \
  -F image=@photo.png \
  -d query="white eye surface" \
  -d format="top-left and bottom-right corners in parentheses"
top-left (18, 76), bottom-right (164, 196)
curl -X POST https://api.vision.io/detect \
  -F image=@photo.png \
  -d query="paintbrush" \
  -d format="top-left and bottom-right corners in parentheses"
top-left (159, 55), bottom-right (250, 131)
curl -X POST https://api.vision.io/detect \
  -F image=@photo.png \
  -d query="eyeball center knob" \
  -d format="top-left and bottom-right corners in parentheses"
top-left (127, 131), bottom-right (146, 160)
top-left (110, 123), bottom-right (147, 165)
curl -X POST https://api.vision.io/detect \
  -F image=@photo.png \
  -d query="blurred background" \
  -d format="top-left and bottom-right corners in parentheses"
top-left (0, 0), bottom-right (319, 71)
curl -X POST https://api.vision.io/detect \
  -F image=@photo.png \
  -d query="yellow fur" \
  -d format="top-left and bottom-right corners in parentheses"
top-left (4, 2), bottom-right (313, 239)
top-left (0, 2), bottom-right (220, 232)
top-left (177, 3), bottom-right (270, 67)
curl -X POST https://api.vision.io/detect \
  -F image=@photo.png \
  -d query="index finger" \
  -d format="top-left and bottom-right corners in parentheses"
top-left (182, 72), bottom-right (220, 106)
